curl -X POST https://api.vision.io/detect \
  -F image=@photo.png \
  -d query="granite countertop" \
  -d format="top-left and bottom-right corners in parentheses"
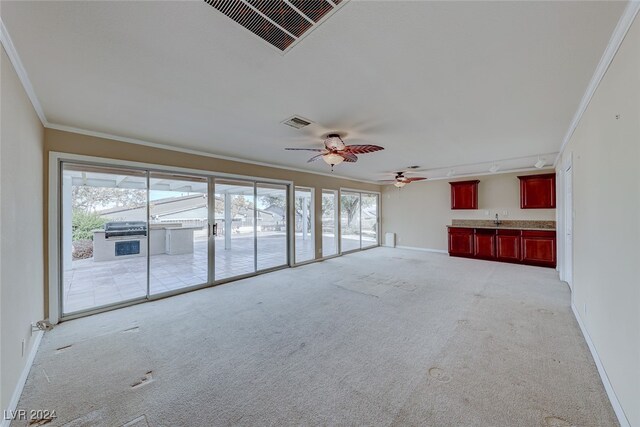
top-left (447, 225), bottom-right (556, 231)
top-left (447, 219), bottom-right (556, 231)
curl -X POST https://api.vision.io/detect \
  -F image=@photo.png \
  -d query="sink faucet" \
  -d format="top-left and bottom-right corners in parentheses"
top-left (494, 213), bottom-right (502, 227)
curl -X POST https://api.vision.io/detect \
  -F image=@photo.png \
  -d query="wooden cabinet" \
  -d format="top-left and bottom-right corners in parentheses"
top-left (496, 230), bottom-right (521, 262)
top-left (448, 227), bottom-right (555, 268)
top-left (521, 230), bottom-right (556, 267)
top-left (450, 180), bottom-right (480, 210)
top-left (448, 227), bottom-right (474, 257)
top-left (518, 173), bottom-right (556, 209)
top-left (474, 229), bottom-right (496, 259)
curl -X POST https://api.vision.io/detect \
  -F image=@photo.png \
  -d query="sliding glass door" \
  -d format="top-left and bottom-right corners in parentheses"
top-left (294, 187), bottom-right (314, 263)
top-left (214, 179), bottom-right (256, 281)
top-left (322, 190), bottom-right (338, 257)
top-left (61, 163), bottom-right (148, 315)
top-left (60, 161), bottom-right (292, 318)
top-left (214, 179), bottom-right (290, 281)
top-left (361, 193), bottom-right (379, 248)
top-left (340, 191), bottom-right (361, 252)
top-left (257, 183), bottom-right (288, 270)
top-left (148, 172), bottom-right (209, 295)
top-left (339, 190), bottom-right (380, 253)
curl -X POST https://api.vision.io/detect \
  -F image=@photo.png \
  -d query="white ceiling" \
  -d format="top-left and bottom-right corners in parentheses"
top-left (0, 0), bottom-right (626, 181)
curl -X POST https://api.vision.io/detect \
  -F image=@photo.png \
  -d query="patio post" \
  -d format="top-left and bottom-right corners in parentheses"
top-left (302, 194), bottom-right (308, 241)
top-left (63, 174), bottom-right (73, 267)
top-left (224, 191), bottom-right (232, 250)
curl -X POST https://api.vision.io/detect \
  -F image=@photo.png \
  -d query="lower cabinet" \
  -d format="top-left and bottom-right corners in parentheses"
top-left (496, 230), bottom-right (521, 262)
top-left (521, 230), bottom-right (556, 268)
top-left (448, 227), bottom-right (474, 257)
top-left (474, 229), bottom-right (496, 259)
top-left (448, 227), bottom-right (556, 268)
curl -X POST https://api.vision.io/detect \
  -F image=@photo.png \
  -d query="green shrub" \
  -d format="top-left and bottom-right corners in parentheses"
top-left (72, 210), bottom-right (107, 241)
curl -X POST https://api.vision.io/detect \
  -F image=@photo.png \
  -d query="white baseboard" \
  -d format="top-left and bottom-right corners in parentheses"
top-left (1, 330), bottom-right (44, 427)
top-left (571, 303), bottom-right (629, 427)
top-left (395, 245), bottom-right (448, 254)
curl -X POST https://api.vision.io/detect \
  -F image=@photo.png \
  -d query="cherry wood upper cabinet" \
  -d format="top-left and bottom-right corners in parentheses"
top-left (518, 173), bottom-right (556, 209)
top-left (450, 180), bottom-right (480, 210)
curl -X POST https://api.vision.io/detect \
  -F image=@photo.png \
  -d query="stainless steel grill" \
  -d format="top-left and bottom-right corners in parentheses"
top-left (104, 221), bottom-right (147, 239)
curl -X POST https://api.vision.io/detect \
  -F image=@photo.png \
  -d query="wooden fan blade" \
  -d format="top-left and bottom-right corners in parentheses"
top-left (285, 148), bottom-right (325, 152)
top-left (307, 154), bottom-right (324, 163)
top-left (343, 144), bottom-right (385, 154)
top-left (404, 177), bottom-right (427, 182)
top-left (340, 152), bottom-right (358, 163)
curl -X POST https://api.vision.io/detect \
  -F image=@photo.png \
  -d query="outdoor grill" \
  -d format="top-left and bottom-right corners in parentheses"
top-left (104, 221), bottom-right (147, 239)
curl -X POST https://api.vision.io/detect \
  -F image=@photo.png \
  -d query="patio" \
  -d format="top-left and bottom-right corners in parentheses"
top-left (63, 233), bottom-right (363, 314)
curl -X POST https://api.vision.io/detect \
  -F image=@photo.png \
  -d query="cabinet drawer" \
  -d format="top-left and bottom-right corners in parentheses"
top-left (521, 230), bottom-right (555, 238)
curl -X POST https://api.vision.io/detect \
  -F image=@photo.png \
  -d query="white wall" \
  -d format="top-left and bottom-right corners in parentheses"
top-left (381, 171), bottom-right (556, 251)
top-left (0, 46), bottom-right (45, 413)
top-left (557, 14), bottom-right (640, 427)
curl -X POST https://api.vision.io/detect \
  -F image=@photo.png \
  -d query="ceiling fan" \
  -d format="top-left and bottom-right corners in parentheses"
top-left (379, 171), bottom-right (427, 188)
top-left (285, 134), bottom-right (384, 170)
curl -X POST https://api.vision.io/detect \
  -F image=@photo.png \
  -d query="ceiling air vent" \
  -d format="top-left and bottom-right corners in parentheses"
top-left (282, 116), bottom-right (313, 129)
top-left (205, 0), bottom-right (295, 51)
top-left (289, 0), bottom-right (333, 22)
top-left (204, 0), bottom-right (348, 53)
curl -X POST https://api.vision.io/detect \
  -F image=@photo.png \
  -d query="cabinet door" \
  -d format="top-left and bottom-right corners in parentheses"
top-left (519, 173), bottom-right (556, 209)
top-left (448, 228), bottom-right (474, 256)
top-left (450, 180), bottom-right (480, 210)
top-left (496, 232), bottom-right (521, 262)
top-left (521, 231), bottom-right (556, 267)
top-left (474, 230), bottom-right (496, 259)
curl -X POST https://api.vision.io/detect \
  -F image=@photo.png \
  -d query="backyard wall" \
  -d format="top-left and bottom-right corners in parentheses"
top-left (556, 15), bottom-right (640, 426)
top-left (381, 170), bottom-right (556, 251)
top-left (44, 128), bottom-right (381, 315)
top-left (0, 46), bottom-right (45, 414)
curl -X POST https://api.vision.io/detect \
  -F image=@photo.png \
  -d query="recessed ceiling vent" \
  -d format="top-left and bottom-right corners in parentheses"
top-left (204, 0), bottom-right (348, 53)
top-left (282, 116), bottom-right (313, 129)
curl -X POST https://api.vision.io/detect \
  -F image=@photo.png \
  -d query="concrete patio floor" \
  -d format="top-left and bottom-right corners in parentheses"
top-left (63, 232), bottom-right (374, 314)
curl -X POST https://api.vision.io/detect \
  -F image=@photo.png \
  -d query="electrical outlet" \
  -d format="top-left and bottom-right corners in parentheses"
top-left (484, 210), bottom-right (490, 216)
top-left (502, 210), bottom-right (508, 217)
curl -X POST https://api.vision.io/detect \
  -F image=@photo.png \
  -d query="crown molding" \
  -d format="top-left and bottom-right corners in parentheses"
top-left (45, 123), bottom-right (380, 185)
top-left (0, 16), bottom-right (48, 125)
top-left (554, 1), bottom-right (640, 167)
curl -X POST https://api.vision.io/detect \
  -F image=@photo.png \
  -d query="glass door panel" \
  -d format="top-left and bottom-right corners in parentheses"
top-left (148, 172), bottom-right (209, 295)
top-left (361, 193), bottom-right (379, 248)
top-left (322, 190), bottom-right (338, 257)
top-left (61, 163), bottom-right (148, 315)
top-left (214, 179), bottom-right (256, 280)
top-left (340, 191), bottom-right (361, 252)
top-left (256, 183), bottom-right (288, 270)
top-left (294, 187), bottom-right (314, 263)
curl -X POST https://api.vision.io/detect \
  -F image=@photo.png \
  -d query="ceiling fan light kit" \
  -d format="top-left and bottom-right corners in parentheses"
top-left (394, 181), bottom-right (407, 188)
top-left (284, 132), bottom-right (384, 171)
top-left (323, 152), bottom-right (345, 166)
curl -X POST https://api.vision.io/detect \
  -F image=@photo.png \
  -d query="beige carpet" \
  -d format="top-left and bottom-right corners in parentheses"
top-left (14, 248), bottom-right (618, 426)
